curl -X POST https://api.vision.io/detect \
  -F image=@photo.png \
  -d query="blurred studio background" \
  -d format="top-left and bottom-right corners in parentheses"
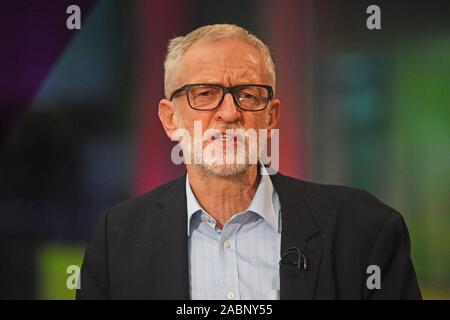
top-left (0, 0), bottom-right (449, 299)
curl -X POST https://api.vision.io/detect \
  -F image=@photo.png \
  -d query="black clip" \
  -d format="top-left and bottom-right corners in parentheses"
top-left (280, 246), bottom-right (308, 270)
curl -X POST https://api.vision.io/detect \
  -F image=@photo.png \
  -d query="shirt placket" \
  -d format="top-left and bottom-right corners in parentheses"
top-left (219, 221), bottom-right (241, 300)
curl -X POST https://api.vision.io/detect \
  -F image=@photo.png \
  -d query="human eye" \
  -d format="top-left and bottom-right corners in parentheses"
top-left (197, 89), bottom-right (214, 97)
top-left (238, 88), bottom-right (258, 102)
top-left (191, 86), bottom-right (219, 99)
top-left (240, 92), bottom-right (257, 100)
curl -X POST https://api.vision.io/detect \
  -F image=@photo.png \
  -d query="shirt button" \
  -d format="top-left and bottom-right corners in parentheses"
top-left (227, 292), bottom-right (234, 300)
top-left (223, 240), bottom-right (231, 249)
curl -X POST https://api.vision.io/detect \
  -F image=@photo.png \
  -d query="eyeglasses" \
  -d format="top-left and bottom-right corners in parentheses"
top-left (169, 83), bottom-right (273, 112)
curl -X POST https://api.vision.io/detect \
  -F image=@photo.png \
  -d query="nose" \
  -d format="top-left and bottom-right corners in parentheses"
top-left (214, 93), bottom-right (241, 123)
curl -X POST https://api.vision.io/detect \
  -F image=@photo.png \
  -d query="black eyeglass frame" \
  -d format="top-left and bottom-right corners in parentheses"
top-left (169, 83), bottom-right (274, 112)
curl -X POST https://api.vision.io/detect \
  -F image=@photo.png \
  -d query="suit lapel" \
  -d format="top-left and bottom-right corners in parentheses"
top-left (271, 173), bottom-right (324, 299)
top-left (150, 172), bottom-right (325, 299)
top-left (153, 174), bottom-right (190, 299)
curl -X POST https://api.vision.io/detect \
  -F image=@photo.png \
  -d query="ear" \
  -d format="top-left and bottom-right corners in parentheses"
top-left (158, 99), bottom-right (179, 140)
top-left (265, 98), bottom-right (281, 130)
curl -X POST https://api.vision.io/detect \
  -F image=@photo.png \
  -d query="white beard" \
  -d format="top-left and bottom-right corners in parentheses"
top-left (174, 115), bottom-right (262, 177)
top-left (186, 137), bottom-right (254, 177)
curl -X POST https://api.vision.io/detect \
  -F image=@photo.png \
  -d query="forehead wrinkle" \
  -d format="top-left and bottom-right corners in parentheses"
top-left (180, 63), bottom-right (264, 86)
top-left (175, 39), bottom-right (267, 88)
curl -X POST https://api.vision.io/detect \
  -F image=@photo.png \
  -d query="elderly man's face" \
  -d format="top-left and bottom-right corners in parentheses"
top-left (159, 37), bottom-right (280, 176)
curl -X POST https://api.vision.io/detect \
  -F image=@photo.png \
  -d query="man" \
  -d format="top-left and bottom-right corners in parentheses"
top-left (77, 24), bottom-right (421, 299)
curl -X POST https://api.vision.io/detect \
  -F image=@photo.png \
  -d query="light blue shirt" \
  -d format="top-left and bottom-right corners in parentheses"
top-left (186, 166), bottom-right (282, 300)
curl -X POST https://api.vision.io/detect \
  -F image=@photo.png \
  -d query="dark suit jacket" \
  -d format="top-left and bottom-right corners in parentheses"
top-left (76, 172), bottom-right (422, 300)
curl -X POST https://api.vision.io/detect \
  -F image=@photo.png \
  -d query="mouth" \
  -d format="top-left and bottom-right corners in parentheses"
top-left (212, 132), bottom-right (240, 143)
top-left (219, 134), bottom-right (237, 142)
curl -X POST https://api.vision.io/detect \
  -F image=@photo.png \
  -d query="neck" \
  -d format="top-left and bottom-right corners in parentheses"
top-left (186, 164), bottom-right (260, 229)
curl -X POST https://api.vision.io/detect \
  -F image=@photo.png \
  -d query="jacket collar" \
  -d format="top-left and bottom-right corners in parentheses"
top-left (154, 172), bottom-right (190, 299)
top-left (270, 173), bottom-right (324, 299)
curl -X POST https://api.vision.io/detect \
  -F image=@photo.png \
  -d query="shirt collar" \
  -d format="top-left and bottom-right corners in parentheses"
top-left (186, 175), bottom-right (203, 236)
top-left (185, 163), bottom-right (280, 236)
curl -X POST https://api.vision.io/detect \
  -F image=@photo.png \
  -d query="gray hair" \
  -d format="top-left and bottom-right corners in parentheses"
top-left (163, 24), bottom-right (276, 99)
